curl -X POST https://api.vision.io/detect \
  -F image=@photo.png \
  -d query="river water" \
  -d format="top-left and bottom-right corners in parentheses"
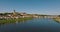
top-left (0, 18), bottom-right (60, 32)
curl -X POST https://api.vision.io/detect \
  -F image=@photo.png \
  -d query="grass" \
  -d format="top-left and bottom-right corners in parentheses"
top-left (0, 17), bottom-right (33, 24)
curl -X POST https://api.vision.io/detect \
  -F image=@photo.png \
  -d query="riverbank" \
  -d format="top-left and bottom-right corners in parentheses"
top-left (0, 17), bottom-right (32, 24)
top-left (53, 17), bottom-right (60, 23)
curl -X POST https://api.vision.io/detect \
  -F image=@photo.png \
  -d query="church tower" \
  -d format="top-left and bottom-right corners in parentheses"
top-left (13, 10), bottom-right (16, 16)
top-left (14, 10), bottom-right (16, 13)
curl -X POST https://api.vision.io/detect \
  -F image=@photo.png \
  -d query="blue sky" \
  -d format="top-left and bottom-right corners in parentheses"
top-left (0, 0), bottom-right (60, 15)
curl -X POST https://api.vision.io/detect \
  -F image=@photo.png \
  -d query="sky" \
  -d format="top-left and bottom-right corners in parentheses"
top-left (0, 0), bottom-right (60, 15)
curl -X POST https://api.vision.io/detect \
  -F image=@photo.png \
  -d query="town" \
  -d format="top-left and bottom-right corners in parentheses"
top-left (0, 10), bottom-right (36, 19)
top-left (0, 10), bottom-right (59, 20)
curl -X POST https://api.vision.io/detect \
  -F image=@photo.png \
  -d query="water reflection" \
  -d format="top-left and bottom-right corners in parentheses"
top-left (54, 20), bottom-right (60, 23)
top-left (15, 20), bottom-right (25, 24)
top-left (15, 21), bottom-right (18, 24)
top-left (0, 18), bottom-right (60, 32)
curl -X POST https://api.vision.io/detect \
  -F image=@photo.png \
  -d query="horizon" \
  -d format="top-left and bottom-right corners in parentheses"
top-left (0, 0), bottom-right (60, 15)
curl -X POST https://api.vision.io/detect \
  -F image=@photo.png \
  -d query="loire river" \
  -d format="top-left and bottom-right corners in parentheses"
top-left (0, 18), bottom-right (60, 32)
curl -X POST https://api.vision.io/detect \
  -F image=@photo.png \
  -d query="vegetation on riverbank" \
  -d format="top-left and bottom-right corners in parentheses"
top-left (53, 17), bottom-right (60, 23)
top-left (0, 17), bottom-right (33, 24)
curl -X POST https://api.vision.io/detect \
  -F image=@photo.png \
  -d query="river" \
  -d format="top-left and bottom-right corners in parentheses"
top-left (0, 18), bottom-right (60, 32)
